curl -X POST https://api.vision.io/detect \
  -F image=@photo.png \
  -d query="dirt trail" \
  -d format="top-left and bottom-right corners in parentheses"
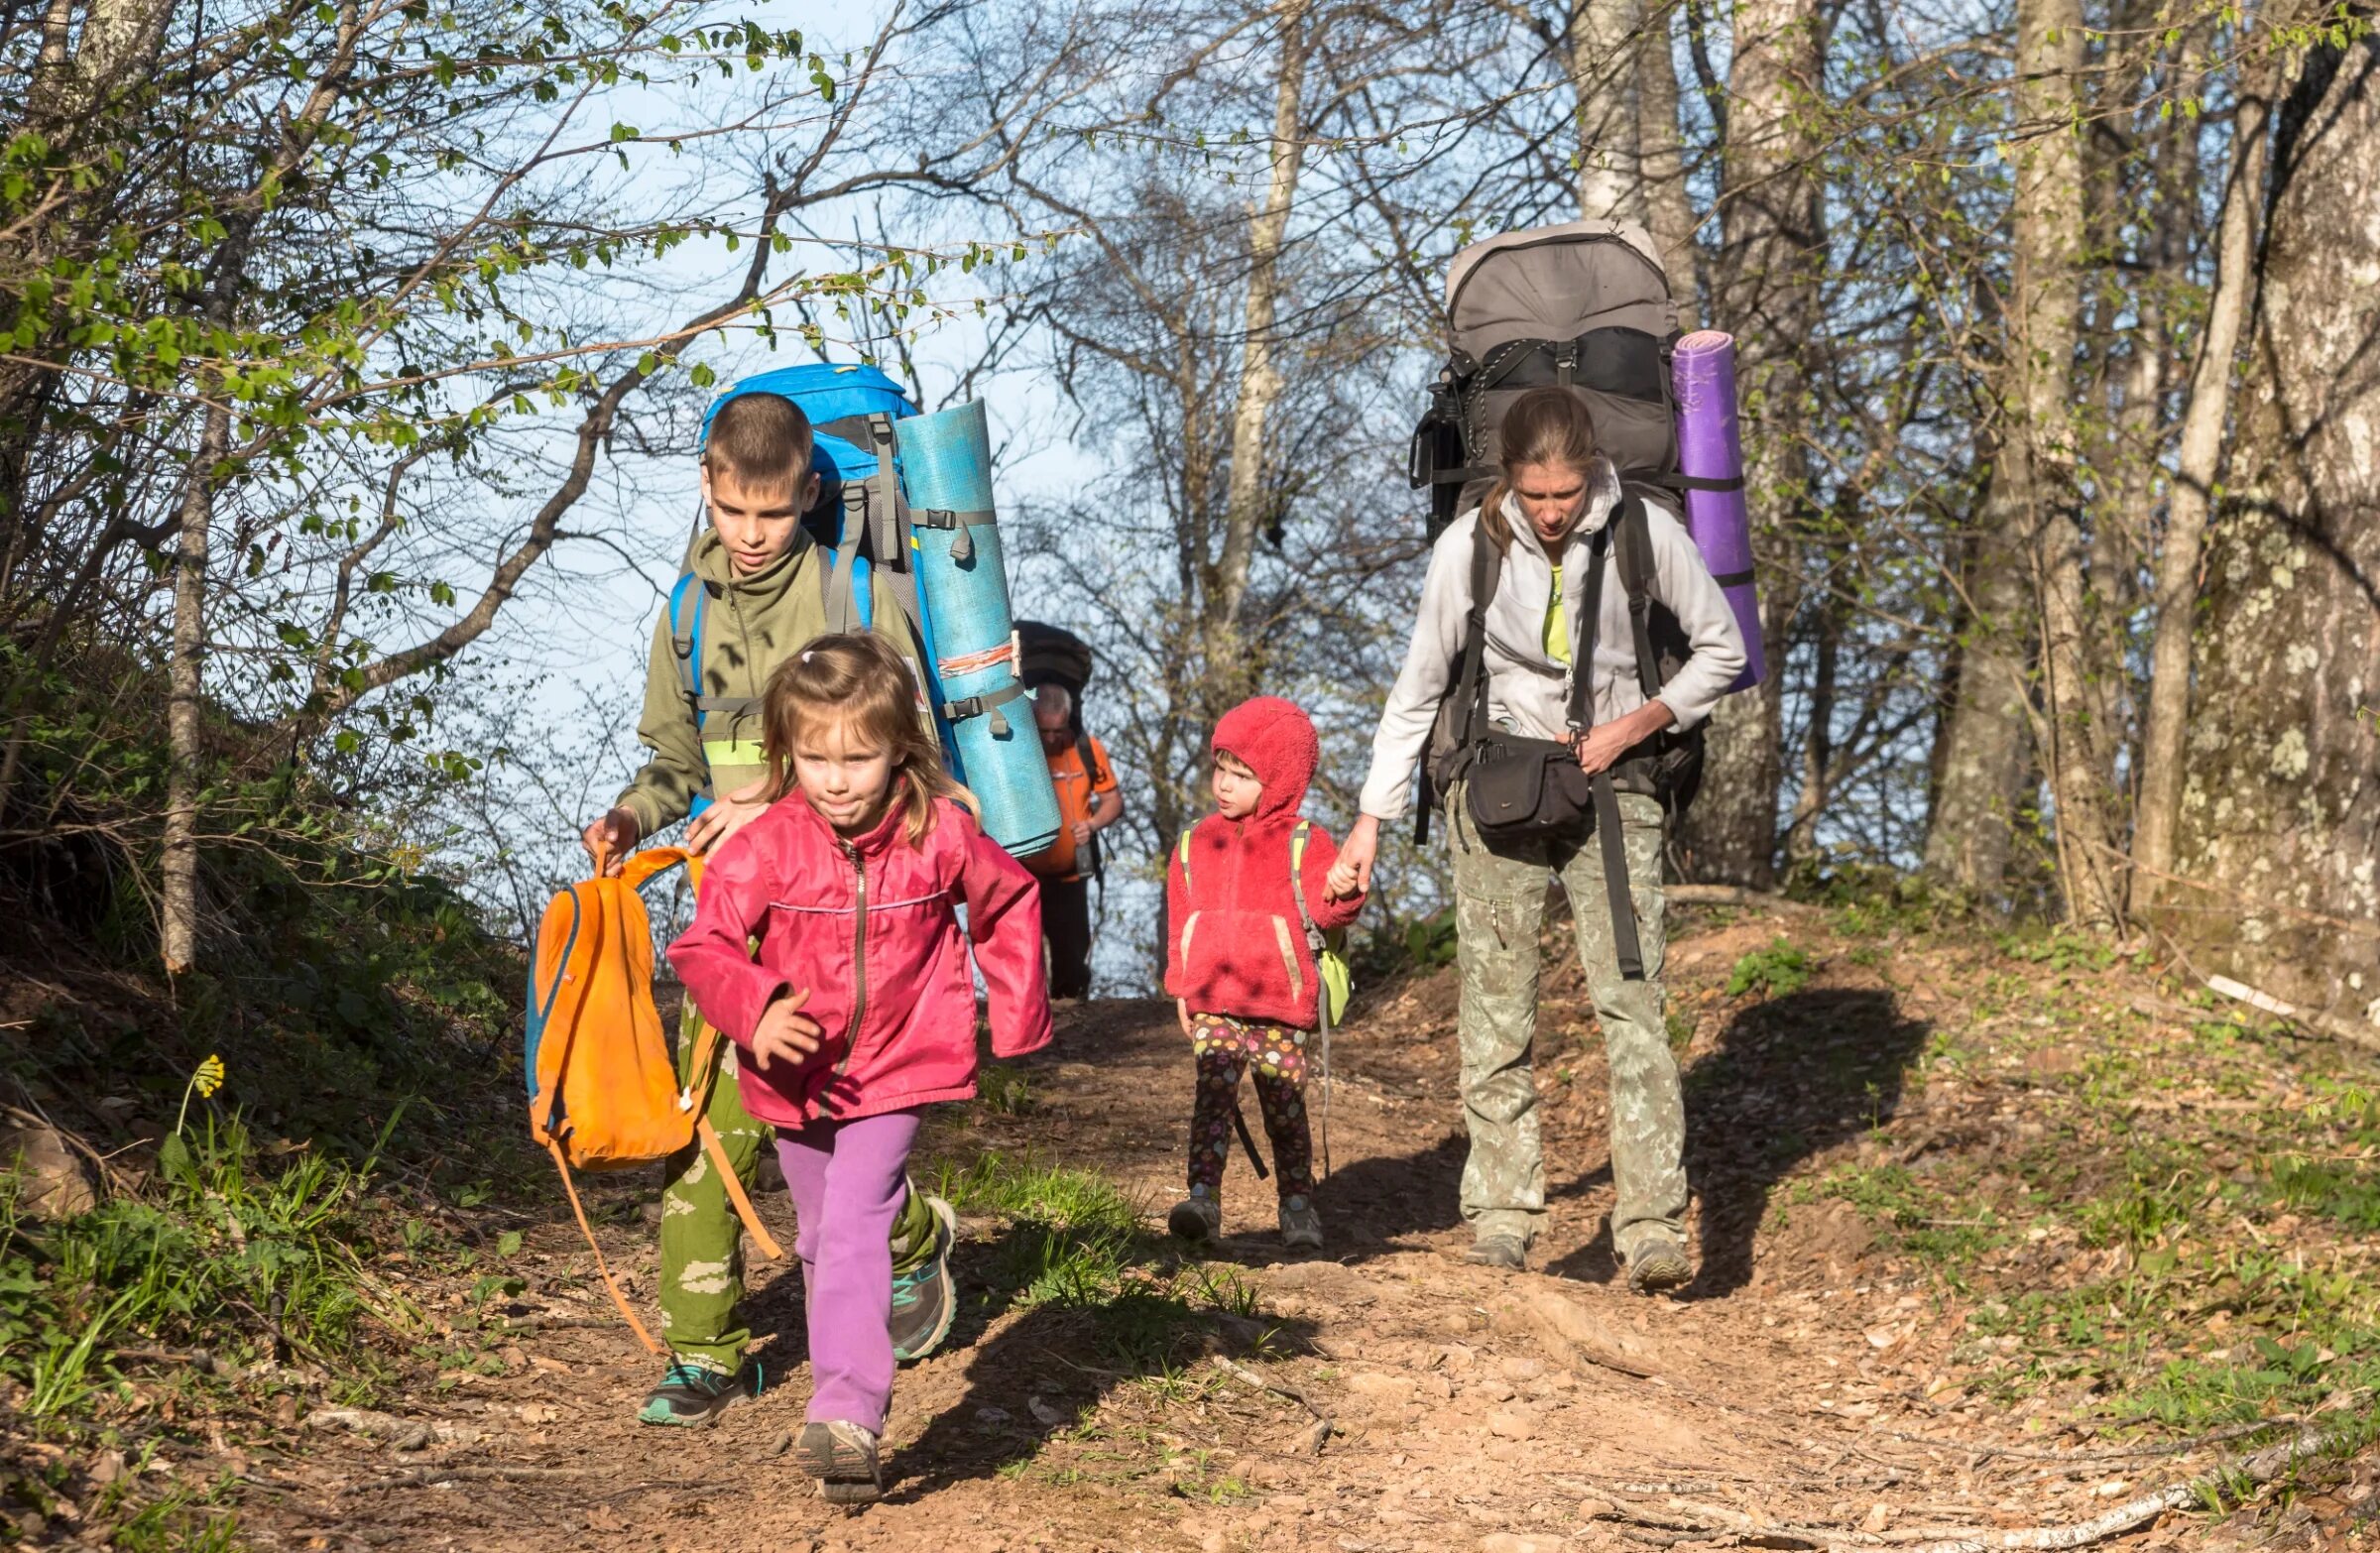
top-left (230, 914), bottom-right (2370, 1552)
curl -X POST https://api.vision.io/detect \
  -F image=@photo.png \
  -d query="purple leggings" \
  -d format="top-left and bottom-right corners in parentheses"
top-left (777, 1108), bottom-right (921, 1433)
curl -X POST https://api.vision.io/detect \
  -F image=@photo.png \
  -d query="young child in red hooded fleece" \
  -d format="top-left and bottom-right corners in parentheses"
top-left (1162, 696), bottom-right (1366, 1252)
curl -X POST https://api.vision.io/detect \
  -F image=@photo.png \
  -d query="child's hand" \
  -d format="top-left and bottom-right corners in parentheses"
top-left (1176, 998), bottom-right (1193, 1039)
top-left (1325, 815), bottom-right (1378, 900)
top-left (749, 988), bottom-right (822, 1072)
top-left (581, 807), bottom-right (638, 876)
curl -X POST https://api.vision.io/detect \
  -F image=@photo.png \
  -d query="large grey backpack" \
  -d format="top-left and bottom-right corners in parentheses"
top-left (1406, 219), bottom-right (1682, 537)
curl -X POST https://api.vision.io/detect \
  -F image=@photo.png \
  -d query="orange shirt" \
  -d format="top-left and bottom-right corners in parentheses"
top-left (1026, 737), bottom-right (1119, 880)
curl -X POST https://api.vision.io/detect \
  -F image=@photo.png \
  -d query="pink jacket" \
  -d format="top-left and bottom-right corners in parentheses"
top-left (667, 787), bottom-right (1051, 1128)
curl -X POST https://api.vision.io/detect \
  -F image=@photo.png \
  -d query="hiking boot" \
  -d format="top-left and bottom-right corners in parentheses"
top-left (1464, 1233), bottom-right (1526, 1270)
top-left (1626, 1238), bottom-right (1693, 1295)
top-left (1278, 1195), bottom-right (1324, 1253)
top-left (1167, 1192), bottom-right (1223, 1244)
top-left (890, 1193), bottom-right (958, 1364)
top-left (796, 1419), bottom-right (884, 1504)
top-left (636, 1359), bottom-right (758, 1427)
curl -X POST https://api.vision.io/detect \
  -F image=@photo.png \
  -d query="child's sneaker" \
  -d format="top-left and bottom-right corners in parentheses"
top-left (1167, 1191), bottom-right (1223, 1243)
top-left (636, 1359), bottom-right (759, 1426)
top-left (890, 1193), bottom-right (958, 1363)
top-left (1278, 1195), bottom-right (1323, 1253)
top-left (796, 1419), bottom-right (884, 1504)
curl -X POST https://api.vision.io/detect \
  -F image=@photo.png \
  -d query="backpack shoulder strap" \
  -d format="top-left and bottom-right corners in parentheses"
top-left (667, 571), bottom-right (706, 725)
top-left (1613, 490), bottom-right (1664, 699)
top-left (1454, 522), bottom-right (1503, 739)
top-left (1288, 819), bottom-right (1322, 949)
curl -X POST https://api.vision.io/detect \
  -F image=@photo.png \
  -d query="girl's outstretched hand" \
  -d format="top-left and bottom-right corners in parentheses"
top-left (1326, 814), bottom-right (1380, 900)
top-left (750, 988), bottom-right (822, 1072)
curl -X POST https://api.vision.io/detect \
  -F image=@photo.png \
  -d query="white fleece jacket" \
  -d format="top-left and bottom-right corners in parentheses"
top-left (1357, 459), bottom-right (1748, 822)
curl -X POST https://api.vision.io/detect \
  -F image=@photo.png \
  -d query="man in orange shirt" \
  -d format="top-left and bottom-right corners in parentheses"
top-left (1026, 683), bottom-right (1124, 999)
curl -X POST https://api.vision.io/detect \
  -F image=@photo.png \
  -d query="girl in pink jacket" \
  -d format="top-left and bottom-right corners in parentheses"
top-left (669, 633), bottom-right (1050, 1503)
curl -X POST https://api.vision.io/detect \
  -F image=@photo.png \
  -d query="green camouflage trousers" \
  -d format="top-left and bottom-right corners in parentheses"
top-left (1448, 783), bottom-right (1687, 1259)
top-left (657, 1012), bottom-right (940, 1375)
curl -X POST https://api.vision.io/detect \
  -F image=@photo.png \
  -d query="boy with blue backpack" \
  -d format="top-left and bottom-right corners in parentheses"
top-left (579, 383), bottom-right (958, 1426)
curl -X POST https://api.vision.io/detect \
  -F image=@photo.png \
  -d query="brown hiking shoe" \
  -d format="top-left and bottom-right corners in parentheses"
top-left (1626, 1239), bottom-right (1692, 1295)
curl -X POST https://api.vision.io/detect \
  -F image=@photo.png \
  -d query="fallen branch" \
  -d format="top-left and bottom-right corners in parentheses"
top-left (1670, 885), bottom-right (1824, 913)
top-left (1880, 1415), bottom-right (2301, 1466)
top-left (1574, 1418), bottom-right (2369, 1553)
top-left (1209, 1356), bottom-right (1336, 1456)
top-left (2205, 975), bottom-right (2380, 1055)
top-left (338, 1464), bottom-right (602, 1493)
top-left (305, 1407), bottom-right (484, 1450)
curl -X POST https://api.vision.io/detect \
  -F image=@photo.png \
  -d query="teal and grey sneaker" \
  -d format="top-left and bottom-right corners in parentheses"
top-left (637, 1359), bottom-right (760, 1426)
top-left (1278, 1194), bottom-right (1324, 1253)
top-left (890, 1193), bottom-right (958, 1364)
top-left (796, 1419), bottom-right (884, 1504)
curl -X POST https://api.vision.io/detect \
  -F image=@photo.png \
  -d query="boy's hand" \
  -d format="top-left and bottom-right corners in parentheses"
top-left (581, 808), bottom-right (638, 876)
top-left (1326, 815), bottom-right (1378, 900)
top-left (687, 777), bottom-right (771, 857)
top-left (749, 988), bottom-right (822, 1072)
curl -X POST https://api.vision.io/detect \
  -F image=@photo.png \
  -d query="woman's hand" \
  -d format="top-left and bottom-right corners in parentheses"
top-left (1574, 701), bottom-right (1676, 775)
top-left (686, 777), bottom-right (772, 857)
top-left (1326, 814), bottom-right (1380, 899)
top-left (749, 988), bottom-right (823, 1072)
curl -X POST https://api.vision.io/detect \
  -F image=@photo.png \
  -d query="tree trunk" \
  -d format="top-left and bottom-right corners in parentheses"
top-left (1637, 0), bottom-right (1704, 327)
top-left (1211, 0), bottom-right (1312, 708)
top-left (1923, 0), bottom-right (2088, 911)
top-left (2133, 60), bottom-right (2276, 901)
top-left (2170, 34), bottom-right (2380, 1033)
top-left (1682, 0), bottom-right (1825, 888)
top-left (161, 400), bottom-right (229, 975)
top-left (1562, 0), bottom-right (1647, 223)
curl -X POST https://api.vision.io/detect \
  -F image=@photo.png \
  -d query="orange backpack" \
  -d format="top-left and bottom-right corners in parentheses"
top-left (525, 845), bottom-right (784, 1351)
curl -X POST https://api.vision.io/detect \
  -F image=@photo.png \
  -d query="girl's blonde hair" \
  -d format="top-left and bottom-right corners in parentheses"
top-left (1479, 386), bottom-right (1599, 553)
top-left (762, 634), bottom-right (973, 846)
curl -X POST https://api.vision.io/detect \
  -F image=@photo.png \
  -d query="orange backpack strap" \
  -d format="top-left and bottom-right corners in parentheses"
top-left (678, 1015), bottom-right (786, 1261)
top-left (620, 845), bottom-right (700, 894)
top-left (544, 1136), bottom-right (661, 1355)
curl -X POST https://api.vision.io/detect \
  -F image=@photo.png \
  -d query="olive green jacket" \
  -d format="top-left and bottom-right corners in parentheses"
top-left (614, 529), bottom-right (925, 839)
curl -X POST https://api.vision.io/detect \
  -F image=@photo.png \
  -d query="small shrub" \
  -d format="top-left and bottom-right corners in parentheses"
top-left (1726, 938), bottom-right (1813, 999)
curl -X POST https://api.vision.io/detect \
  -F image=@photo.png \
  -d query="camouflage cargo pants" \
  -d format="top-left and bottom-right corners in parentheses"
top-left (656, 1011), bottom-right (942, 1375)
top-left (656, 1015), bottom-right (770, 1375)
top-left (1448, 783), bottom-right (1687, 1259)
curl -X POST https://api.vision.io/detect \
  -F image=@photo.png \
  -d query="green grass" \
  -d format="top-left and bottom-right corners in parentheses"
top-left (933, 1151), bottom-right (1275, 1372)
top-left (0, 1114), bottom-right (411, 1429)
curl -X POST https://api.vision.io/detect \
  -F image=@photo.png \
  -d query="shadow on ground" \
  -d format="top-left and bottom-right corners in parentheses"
top-left (1679, 987), bottom-right (1932, 1294)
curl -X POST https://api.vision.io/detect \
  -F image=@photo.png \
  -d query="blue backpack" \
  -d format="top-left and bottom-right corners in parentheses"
top-left (669, 364), bottom-right (976, 812)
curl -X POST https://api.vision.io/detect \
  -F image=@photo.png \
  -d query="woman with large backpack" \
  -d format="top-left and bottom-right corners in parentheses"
top-left (1327, 387), bottom-right (1745, 1290)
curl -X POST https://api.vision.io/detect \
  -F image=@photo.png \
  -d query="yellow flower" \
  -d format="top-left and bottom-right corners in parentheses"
top-left (192, 1054), bottom-right (226, 1099)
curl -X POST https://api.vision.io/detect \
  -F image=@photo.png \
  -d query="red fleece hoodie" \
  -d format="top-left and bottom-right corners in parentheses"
top-left (1163, 697), bottom-right (1366, 1028)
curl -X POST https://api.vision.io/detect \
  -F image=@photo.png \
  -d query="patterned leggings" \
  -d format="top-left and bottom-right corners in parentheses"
top-left (1187, 1014), bottom-right (1314, 1200)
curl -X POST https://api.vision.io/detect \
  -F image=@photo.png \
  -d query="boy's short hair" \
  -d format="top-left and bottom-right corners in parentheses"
top-left (703, 394), bottom-right (815, 493)
top-left (1213, 748), bottom-right (1255, 776)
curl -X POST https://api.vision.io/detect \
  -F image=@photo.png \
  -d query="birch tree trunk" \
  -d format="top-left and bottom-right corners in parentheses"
top-left (1922, 0), bottom-right (2087, 909)
top-left (2132, 59), bottom-right (2275, 901)
top-left (1210, 0), bottom-right (1312, 707)
top-left (1562, 0), bottom-right (1648, 223)
top-left (2171, 34), bottom-right (2380, 1032)
top-left (1680, 0), bottom-right (1824, 888)
top-left (1637, 0), bottom-right (1704, 327)
top-left (160, 399), bottom-right (229, 975)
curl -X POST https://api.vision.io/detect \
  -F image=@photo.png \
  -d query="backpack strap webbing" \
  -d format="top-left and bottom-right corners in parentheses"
top-left (1572, 524), bottom-right (1646, 983)
top-left (1289, 819), bottom-right (1332, 1180)
top-left (678, 1017), bottom-right (786, 1262)
top-left (1076, 731), bottom-right (1108, 890)
top-left (1613, 490), bottom-right (1664, 701)
top-left (545, 1136), bottom-right (661, 1355)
